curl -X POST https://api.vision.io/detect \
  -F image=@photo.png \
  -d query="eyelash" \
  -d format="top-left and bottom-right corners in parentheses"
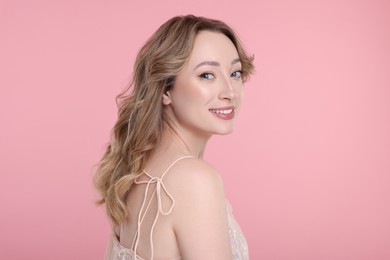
top-left (198, 70), bottom-right (243, 80)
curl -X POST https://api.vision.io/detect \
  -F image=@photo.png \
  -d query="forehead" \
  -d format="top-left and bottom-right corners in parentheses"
top-left (186, 30), bottom-right (239, 67)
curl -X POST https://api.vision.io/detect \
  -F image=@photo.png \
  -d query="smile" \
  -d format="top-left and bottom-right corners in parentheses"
top-left (209, 108), bottom-right (233, 114)
top-left (209, 107), bottom-right (235, 120)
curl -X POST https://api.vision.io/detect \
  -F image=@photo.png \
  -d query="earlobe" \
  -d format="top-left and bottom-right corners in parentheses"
top-left (162, 91), bottom-right (171, 105)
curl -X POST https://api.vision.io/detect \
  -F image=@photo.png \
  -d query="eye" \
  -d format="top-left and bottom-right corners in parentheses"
top-left (199, 73), bottom-right (215, 80)
top-left (231, 70), bottom-right (242, 79)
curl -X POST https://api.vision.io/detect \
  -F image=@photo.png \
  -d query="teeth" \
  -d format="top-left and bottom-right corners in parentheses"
top-left (210, 109), bottom-right (233, 114)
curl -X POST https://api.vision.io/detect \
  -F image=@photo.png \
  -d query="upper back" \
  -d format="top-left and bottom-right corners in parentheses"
top-left (118, 156), bottom-right (231, 259)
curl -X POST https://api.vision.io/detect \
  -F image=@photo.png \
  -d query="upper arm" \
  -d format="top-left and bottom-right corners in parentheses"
top-left (169, 159), bottom-right (232, 260)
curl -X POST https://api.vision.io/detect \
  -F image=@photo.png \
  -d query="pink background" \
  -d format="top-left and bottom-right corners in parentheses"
top-left (1, 0), bottom-right (389, 259)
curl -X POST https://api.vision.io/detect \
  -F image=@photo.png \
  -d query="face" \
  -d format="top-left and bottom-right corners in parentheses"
top-left (163, 30), bottom-right (243, 138)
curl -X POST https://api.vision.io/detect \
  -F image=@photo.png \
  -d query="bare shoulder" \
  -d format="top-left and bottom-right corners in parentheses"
top-left (163, 157), bottom-right (226, 214)
top-left (164, 157), bottom-right (224, 196)
top-left (165, 158), bottom-right (232, 259)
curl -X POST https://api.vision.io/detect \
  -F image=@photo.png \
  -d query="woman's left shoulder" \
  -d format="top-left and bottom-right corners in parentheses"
top-left (164, 157), bottom-right (224, 189)
top-left (166, 157), bottom-right (231, 258)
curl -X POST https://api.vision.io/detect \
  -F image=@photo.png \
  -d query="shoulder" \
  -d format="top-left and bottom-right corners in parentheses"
top-left (164, 157), bottom-right (227, 218)
top-left (164, 158), bottom-right (224, 196)
top-left (165, 158), bottom-right (232, 259)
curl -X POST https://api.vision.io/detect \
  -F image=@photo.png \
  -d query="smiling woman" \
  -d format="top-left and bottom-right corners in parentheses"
top-left (94, 15), bottom-right (254, 260)
top-left (164, 31), bottom-right (245, 138)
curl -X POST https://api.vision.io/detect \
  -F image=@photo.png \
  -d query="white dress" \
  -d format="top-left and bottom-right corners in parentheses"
top-left (105, 157), bottom-right (249, 260)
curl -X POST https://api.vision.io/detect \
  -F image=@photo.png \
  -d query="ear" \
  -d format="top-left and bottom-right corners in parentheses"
top-left (162, 91), bottom-right (171, 105)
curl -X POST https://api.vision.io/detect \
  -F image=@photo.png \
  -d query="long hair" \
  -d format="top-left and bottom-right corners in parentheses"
top-left (94, 14), bottom-right (255, 226)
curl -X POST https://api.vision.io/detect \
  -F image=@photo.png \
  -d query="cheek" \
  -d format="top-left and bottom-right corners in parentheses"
top-left (175, 79), bottom-right (213, 105)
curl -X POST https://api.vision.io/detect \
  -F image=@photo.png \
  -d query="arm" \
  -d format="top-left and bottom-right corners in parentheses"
top-left (169, 159), bottom-right (232, 260)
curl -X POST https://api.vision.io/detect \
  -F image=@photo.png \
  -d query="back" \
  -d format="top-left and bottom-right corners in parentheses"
top-left (119, 156), bottom-right (193, 259)
top-left (107, 156), bottom-right (242, 260)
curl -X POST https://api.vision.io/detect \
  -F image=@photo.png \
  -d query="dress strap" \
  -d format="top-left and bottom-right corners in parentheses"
top-left (130, 155), bottom-right (193, 260)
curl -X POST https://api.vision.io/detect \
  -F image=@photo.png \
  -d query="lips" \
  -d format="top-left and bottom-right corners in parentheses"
top-left (209, 106), bottom-right (235, 120)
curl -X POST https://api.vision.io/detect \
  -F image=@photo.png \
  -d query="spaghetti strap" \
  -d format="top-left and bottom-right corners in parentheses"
top-left (130, 155), bottom-right (193, 260)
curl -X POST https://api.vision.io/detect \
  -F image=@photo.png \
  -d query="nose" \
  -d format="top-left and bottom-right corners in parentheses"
top-left (218, 76), bottom-right (235, 101)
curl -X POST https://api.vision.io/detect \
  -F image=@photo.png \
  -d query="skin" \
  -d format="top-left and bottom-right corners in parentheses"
top-left (120, 31), bottom-right (243, 259)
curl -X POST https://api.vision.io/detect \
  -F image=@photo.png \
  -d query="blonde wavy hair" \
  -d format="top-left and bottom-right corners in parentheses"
top-left (94, 15), bottom-right (255, 226)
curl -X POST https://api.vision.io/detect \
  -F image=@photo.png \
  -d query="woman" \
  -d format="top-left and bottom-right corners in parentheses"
top-left (94, 15), bottom-right (254, 260)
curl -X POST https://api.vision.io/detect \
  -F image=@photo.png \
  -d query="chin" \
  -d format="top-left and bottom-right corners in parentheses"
top-left (214, 126), bottom-right (235, 135)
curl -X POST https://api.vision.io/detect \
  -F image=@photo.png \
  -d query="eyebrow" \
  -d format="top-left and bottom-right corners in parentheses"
top-left (193, 58), bottom-right (241, 70)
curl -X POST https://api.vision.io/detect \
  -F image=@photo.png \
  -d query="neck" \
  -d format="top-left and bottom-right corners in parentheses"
top-left (158, 121), bottom-right (211, 159)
